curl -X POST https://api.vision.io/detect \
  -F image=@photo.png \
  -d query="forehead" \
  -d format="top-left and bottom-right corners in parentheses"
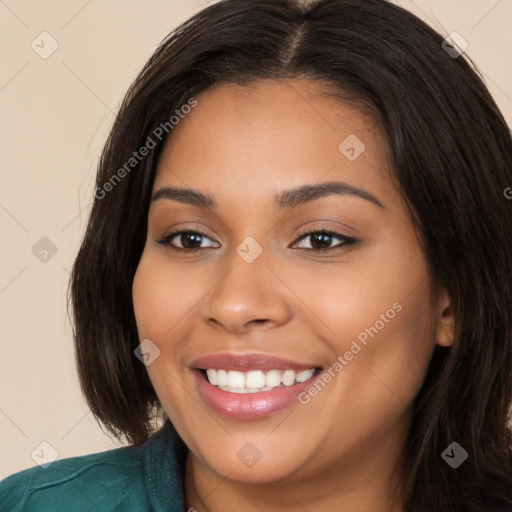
top-left (153, 78), bottom-right (394, 208)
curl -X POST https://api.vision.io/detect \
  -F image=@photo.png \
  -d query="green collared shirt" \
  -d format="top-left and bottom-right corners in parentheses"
top-left (0, 421), bottom-right (188, 511)
top-left (3, 424), bottom-right (512, 512)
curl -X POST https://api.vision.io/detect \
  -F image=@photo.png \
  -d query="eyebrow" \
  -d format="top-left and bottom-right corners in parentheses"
top-left (151, 181), bottom-right (386, 210)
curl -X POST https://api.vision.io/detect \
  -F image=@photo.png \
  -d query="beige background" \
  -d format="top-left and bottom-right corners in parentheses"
top-left (1, 0), bottom-right (511, 479)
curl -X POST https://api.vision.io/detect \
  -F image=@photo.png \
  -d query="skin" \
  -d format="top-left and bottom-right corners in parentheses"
top-left (132, 77), bottom-right (455, 512)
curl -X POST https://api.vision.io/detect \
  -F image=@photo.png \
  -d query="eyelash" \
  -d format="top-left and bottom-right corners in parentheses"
top-left (156, 227), bottom-right (358, 254)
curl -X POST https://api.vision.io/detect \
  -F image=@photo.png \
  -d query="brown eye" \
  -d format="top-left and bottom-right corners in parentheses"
top-left (157, 230), bottom-right (219, 252)
top-left (293, 229), bottom-right (357, 253)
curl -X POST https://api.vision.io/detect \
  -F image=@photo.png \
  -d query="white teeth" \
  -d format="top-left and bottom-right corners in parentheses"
top-left (206, 369), bottom-right (218, 386)
top-left (265, 369), bottom-right (281, 388)
top-left (296, 369), bottom-right (315, 383)
top-left (227, 371), bottom-right (245, 389)
top-left (245, 370), bottom-right (266, 388)
top-left (281, 369), bottom-right (296, 386)
top-left (217, 369), bottom-right (228, 387)
top-left (217, 386), bottom-right (274, 393)
top-left (203, 367), bottom-right (317, 392)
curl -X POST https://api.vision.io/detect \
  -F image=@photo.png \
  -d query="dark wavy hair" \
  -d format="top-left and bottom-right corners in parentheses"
top-left (68, 0), bottom-right (512, 510)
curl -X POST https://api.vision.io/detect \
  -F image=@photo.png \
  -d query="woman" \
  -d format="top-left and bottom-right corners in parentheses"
top-left (1, 0), bottom-right (511, 510)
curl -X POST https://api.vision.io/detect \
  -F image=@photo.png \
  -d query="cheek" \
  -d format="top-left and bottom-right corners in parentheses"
top-left (132, 251), bottom-right (204, 340)
top-left (322, 276), bottom-right (436, 428)
top-left (131, 252), bottom-right (200, 410)
top-left (278, 243), bottom-right (436, 409)
top-left (131, 251), bottom-right (220, 401)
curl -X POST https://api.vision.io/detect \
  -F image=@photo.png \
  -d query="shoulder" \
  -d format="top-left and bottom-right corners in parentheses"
top-left (0, 443), bottom-right (150, 512)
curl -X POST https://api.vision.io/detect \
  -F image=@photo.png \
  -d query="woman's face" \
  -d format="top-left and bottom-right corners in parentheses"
top-left (132, 78), bottom-right (454, 489)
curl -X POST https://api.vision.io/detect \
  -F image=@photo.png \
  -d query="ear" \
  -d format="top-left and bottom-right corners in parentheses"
top-left (435, 287), bottom-right (455, 347)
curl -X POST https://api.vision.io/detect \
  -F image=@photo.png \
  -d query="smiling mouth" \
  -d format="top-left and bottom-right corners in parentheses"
top-left (199, 367), bottom-right (322, 394)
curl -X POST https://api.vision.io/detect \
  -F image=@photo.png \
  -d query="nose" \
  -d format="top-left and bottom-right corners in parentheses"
top-left (199, 252), bottom-right (292, 335)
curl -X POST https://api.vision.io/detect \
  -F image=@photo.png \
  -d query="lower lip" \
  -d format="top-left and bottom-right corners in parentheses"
top-left (192, 369), bottom-right (317, 419)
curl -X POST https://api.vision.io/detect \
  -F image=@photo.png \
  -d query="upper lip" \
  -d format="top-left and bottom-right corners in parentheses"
top-left (190, 353), bottom-right (322, 372)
